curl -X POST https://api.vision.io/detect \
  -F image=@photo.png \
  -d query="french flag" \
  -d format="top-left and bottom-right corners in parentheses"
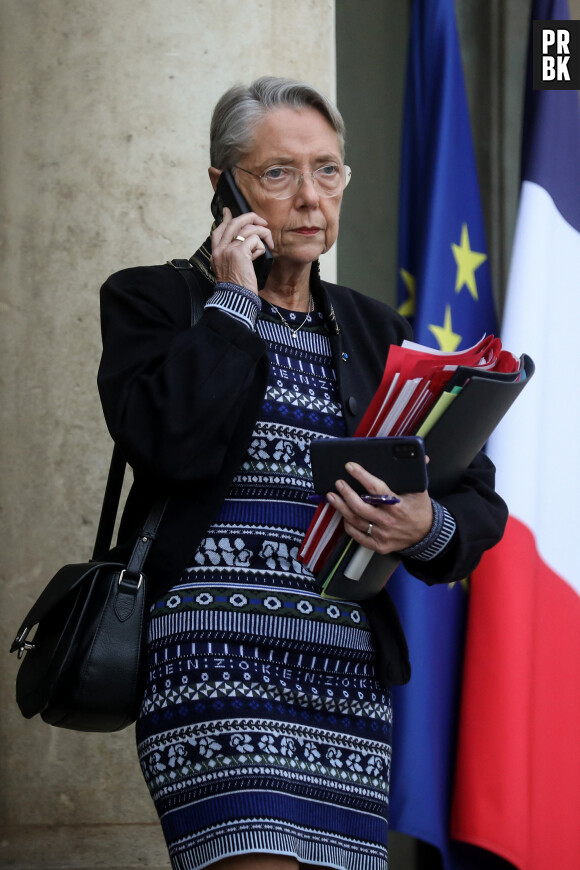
top-left (450, 1), bottom-right (580, 867)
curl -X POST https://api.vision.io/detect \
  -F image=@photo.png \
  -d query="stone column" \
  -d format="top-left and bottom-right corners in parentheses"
top-left (0, 2), bottom-right (335, 867)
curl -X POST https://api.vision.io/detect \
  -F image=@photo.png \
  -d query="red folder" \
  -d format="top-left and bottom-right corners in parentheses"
top-left (299, 335), bottom-right (528, 580)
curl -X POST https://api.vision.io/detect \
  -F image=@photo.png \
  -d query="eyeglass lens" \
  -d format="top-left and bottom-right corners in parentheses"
top-left (263, 165), bottom-right (350, 199)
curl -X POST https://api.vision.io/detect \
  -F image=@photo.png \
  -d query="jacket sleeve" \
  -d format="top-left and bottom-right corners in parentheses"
top-left (401, 451), bottom-right (508, 584)
top-left (97, 266), bottom-right (270, 486)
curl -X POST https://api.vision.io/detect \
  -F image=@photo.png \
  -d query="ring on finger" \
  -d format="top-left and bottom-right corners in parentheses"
top-left (365, 522), bottom-right (373, 537)
top-left (234, 235), bottom-right (246, 242)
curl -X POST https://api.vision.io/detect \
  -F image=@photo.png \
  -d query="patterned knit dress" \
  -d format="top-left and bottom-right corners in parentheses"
top-left (136, 299), bottom-right (393, 870)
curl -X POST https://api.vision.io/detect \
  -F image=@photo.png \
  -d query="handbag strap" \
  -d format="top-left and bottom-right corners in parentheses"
top-left (92, 444), bottom-right (128, 561)
top-left (123, 495), bottom-right (169, 580)
top-left (91, 258), bottom-right (206, 564)
top-left (168, 257), bottom-right (206, 323)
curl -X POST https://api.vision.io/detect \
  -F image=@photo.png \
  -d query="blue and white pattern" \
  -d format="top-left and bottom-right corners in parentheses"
top-left (137, 300), bottom-right (392, 870)
top-left (204, 282), bottom-right (262, 330)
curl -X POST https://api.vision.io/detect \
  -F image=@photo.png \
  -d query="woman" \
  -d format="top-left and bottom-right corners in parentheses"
top-left (98, 77), bottom-right (507, 870)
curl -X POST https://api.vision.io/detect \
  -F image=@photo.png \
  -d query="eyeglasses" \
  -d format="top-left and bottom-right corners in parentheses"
top-left (232, 163), bottom-right (352, 200)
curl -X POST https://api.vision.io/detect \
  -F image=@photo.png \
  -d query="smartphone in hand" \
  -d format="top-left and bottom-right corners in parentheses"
top-left (211, 170), bottom-right (273, 290)
top-left (310, 436), bottom-right (428, 496)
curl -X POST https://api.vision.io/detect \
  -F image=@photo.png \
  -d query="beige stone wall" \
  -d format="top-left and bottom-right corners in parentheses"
top-left (0, 2), bottom-right (336, 867)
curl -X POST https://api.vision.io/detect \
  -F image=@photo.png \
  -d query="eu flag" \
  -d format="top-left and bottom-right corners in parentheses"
top-left (389, 0), bottom-right (498, 866)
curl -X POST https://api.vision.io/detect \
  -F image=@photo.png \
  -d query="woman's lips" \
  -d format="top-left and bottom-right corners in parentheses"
top-left (293, 227), bottom-right (321, 235)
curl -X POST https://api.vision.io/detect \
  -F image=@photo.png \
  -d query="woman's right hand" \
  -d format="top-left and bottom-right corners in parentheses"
top-left (210, 207), bottom-right (274, 294)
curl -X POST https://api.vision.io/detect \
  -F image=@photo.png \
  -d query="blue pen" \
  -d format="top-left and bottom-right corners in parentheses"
top-left (307, 493), bottom-right (400, 506)
top-left (360, 493), bottom-right (401, 506)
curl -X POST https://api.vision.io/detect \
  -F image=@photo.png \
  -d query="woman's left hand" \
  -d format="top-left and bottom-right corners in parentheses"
top-left (326, 461), bottom-right (433, 554)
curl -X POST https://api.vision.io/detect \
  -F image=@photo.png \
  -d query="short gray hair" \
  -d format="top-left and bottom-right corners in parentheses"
top-left (210, 75), bottom-right (346, 169)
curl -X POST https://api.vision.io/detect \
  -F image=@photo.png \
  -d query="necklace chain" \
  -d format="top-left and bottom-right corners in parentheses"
top-left (270, 294), bottom-right (314, 339)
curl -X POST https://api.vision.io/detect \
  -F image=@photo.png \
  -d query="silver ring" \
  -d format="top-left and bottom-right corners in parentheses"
top-left (365, 522), bottom-right (373, 537)
top-left (234, 235), bottom-right (246, 242)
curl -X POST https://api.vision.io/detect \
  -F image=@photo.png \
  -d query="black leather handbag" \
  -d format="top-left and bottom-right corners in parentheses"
top-left (10, 448), bottom-right (167, 732)
top-left (10, 258), bottom-right (204, 732)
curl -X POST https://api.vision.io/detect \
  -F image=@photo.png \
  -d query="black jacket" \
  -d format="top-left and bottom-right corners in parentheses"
top-left (98, 250), bottom-right (508, 685)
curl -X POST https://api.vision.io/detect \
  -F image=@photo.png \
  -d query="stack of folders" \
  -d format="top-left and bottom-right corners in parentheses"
top-left (298, 335), bottom-right (535, 601)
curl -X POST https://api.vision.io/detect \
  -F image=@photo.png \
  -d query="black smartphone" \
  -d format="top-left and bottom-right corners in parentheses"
top-left (211, 169), bottom-right (273, 291)
top-left (310, 436), bottom-right (428, 496)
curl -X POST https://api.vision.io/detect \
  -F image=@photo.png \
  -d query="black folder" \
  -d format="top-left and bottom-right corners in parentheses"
top-left (316, 533), bottom-right (400, 601)
top-left (316, 353), bottom-right (535, 600)
top-left (424, 353), bottom-right (535, 498)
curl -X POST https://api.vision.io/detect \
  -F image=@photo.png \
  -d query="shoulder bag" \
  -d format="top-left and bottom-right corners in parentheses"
top-left (9, 258), bottom-right (205, 731)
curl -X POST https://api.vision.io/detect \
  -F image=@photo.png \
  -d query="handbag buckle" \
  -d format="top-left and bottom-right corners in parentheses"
top-left (13, 629), bottom-right (35, 659)
top-left (118, 569), bottom-right (144, 591)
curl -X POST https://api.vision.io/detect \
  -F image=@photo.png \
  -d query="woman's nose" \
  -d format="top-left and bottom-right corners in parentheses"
top-left (296, 173), bottom-right (320, 206)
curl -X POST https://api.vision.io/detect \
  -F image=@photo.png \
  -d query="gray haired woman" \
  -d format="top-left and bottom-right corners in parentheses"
top-left (98, 76), bottom-right (508, 870)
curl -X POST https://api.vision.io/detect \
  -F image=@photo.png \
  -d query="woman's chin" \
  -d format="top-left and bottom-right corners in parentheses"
top-left (276, 239), bottom-right (329, 268)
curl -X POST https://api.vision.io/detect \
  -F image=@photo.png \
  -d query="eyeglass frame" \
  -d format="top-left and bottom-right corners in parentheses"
top-left (232, 163), bottom-right (352, 200)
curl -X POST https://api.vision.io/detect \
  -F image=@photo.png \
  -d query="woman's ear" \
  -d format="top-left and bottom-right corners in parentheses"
top-left (208, 167), bottom-right (221, 192)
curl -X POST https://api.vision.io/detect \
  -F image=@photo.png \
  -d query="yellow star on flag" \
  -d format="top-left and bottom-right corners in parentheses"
top-left (398, 268), bottom-right (416, 317)
top-left (449, 577), bottom-right (470, 592)
top-left (452, 223), bottom-right (487, 300)
top-left (429, 305), bottom-right (462, 352)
